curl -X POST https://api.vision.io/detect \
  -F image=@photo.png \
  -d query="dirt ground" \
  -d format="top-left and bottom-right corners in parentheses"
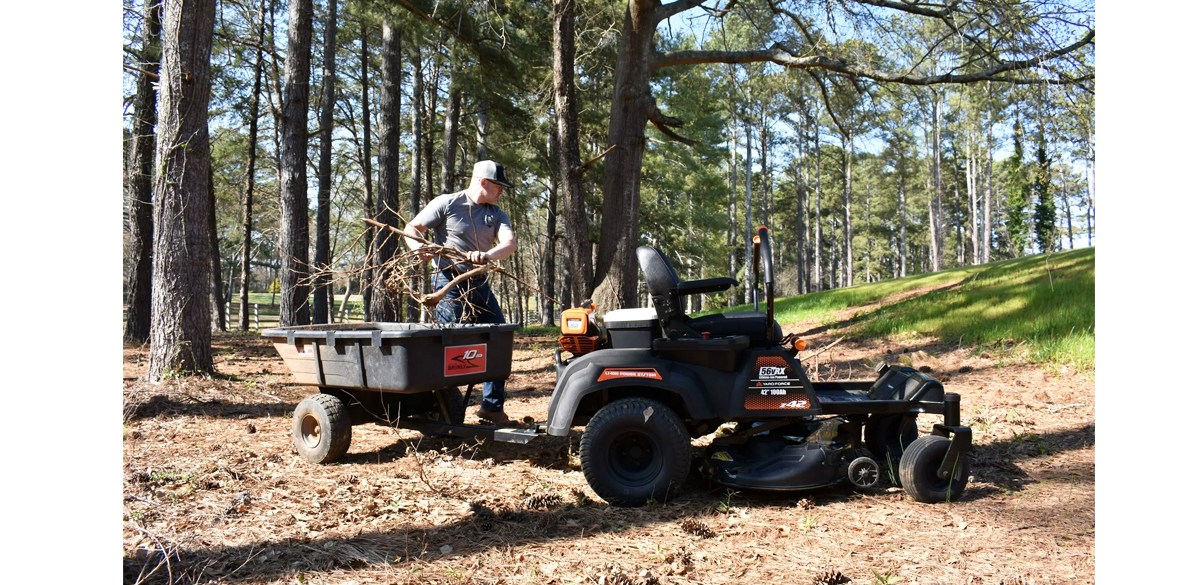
top-left (122, 314), bottom-right (1094, 585)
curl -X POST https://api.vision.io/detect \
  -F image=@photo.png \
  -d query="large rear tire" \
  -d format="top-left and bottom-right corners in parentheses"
top-left (292, 393), bottom-right (353, 464)
top-left (580, 398), bottom-right (692, 507)
top-left (898, 435), bottom-right (969, 503)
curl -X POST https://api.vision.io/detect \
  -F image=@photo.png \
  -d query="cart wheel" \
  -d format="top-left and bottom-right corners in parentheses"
top-left (580, 398), bottom-right (692, 507)
top-left (864, 414), bottom-right (917, 471)
top-left (292, 393), bottom-right (352, 464)
top-left (847, 456), bottom-right (881, 490)
top-left (899, 435), bottom-right (969, 503)
top-left (430, 387), bottom-right (466, 425)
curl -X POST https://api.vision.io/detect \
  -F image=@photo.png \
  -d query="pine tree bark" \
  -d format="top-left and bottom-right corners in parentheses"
top-left (370, 21), bottom-right (403, 322)
top-left (147, 0), bottom-right (217, 380)
top-left (591, 0), bottom-right (659, 311)
top-left (929, 90), bottom-right (944, 270)
top-left (124, 0), bottom-right (162, 343)
top-left (553, 0), bottom-right (591, 306)
top-left (278, 0), bottom-right (314, 326)
top-left (239, 0), bottom-right (267, 331)
top-left (408, 43), bottom-right (425, 322)
top-left (359, 17), bottom-right (375, 318)
top-left (209, 163), bottom-right (226, 331)
top-left (743, 118), bottom-right (752, 303)
top-left (542, 131), bottom-right (559, 325)
top-left (441, 49), bottom-right (461, 194)
top-left (841, 129), bottom-right (853, 286)
top-left (313, 0), bottom-right (337, 324)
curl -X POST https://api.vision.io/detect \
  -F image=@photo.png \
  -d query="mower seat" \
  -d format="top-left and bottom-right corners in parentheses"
top-left (636, 246), bottom-right (782, 347)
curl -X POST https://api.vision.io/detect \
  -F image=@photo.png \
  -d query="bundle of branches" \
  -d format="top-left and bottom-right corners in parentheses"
top-left (362, 217), bottom-right (515, 314)
top-left (301, 217), bottom-right (552, 323)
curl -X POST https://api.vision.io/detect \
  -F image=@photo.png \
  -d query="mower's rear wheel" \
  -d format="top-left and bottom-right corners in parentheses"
top-left (865, 414), bottom-right (917, 471)
top-left (580, 398), bottom-right (692, 507)
top-left (898, 435), bottom-right (969, 503)
top-left (292, 393), bottom-right (353, 464)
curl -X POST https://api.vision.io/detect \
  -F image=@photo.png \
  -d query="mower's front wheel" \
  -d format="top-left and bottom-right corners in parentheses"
top-left (292, 393), bottom-right (353, 464)
top-left (899, 435), bottom-right (969, 503)
top-left (580, 398), bottom-right (692, 507)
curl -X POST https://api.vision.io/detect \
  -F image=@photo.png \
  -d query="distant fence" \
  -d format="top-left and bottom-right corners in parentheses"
top-left (224, 301), bottom-right (366, 331)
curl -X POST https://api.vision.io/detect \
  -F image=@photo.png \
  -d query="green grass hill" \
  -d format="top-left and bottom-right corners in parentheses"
top-left (763, 248), bottom-right (1095, 369)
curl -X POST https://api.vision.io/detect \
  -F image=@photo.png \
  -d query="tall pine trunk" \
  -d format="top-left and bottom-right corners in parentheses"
top-left (278, 0), bottom-right (314, 326)
top-left (239, 0), bottom-right (267, 331)
top-left (359, 17), bottom-right (375, 318)
top-left (370, 21), bottom-right (403, 322)
top-left (553, 0), bottom-right (591, 306)
top-left (313, 0), bottom-right (337, 324)
top-left (124, 0), bottom-right (162, 343)
top-left (441, 50), bottom-right (461, 194)
top-left (209, 163), bottom-right (226, 331)
top-left (841, 129), bottom-right (853, 286)
top-left (148, 0), bottom-right (217, 380)
top-left (929, 90), bottom-right (944, 271)
top-left (591, 0), bottom-right (658, 311)
top-left (408, 43), bottom-right (424, 322)
top-left (542, 131), bottom-right (560, 325)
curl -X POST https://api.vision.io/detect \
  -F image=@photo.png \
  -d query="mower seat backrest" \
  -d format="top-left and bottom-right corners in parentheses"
top-left (636, 246), bottom-right (781, 346)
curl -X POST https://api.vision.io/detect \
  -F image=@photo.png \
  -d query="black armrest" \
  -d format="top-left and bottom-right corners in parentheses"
top-left (672, 277), bottom-right (737, 296)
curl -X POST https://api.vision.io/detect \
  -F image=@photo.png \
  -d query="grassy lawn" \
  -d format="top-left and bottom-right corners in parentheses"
top-left (718, 248), bottom-right (1095, 369)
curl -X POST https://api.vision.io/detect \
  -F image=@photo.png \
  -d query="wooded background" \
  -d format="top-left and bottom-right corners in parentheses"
top-left (121, 0), bottom-right (1094, 380)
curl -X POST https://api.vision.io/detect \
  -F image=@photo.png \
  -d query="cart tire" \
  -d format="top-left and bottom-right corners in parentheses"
top-left (431, 387), bottom-right (467, 425)
top-left (580, 398), bottom-right (692, 507)
top-left (864, 414), bottom-right (917, 470)
top-left (899, 435), bottom-right (969, 503)
top-left (292, 393), bottom-right (353, 464)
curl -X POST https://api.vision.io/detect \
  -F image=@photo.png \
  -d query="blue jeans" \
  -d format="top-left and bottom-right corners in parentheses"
top-left (431, 270), bottom-right (506, 413)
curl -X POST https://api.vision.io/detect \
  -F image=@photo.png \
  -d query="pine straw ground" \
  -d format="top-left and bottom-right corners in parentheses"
top-left (122, 314), bottom-right (1094, 585)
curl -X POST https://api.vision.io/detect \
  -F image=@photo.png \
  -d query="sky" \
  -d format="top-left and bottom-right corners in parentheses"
top-left (0, 1), bottom-right (1192, 581)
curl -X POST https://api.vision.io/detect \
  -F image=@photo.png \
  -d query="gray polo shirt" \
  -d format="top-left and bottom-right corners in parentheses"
top-left (412, 190), bottom-right (513, 273)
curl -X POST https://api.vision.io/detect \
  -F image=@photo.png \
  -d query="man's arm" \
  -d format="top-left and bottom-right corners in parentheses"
top-left (466, 225), bottom-right (515, 264)
top-left (401, 220), bottom-right (428, 252)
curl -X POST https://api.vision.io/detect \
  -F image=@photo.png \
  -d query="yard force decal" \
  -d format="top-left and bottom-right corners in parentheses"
top-left (444, 344), bottom-right (488, 377)
top-left (597, 368), bottom-right (663, 382)
top-left (744, 355), bottom-right (811, 410)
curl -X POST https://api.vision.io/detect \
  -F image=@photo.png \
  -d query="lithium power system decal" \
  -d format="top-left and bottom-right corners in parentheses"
top-left (744, 355), bottom-right (811, 410)
top-left (597, 368), bottom-right (663, 382)
top-left (444, 344), bottom-right (487, 377)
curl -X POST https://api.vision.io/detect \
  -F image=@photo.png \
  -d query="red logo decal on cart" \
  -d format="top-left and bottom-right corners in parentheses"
top-left (444, 344), bottom-right (487, 376)
top-left (598, 368), bottom-right (663, 382)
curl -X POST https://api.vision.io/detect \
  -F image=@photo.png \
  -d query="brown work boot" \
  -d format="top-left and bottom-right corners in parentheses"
top-left (475, 409), bottom-right (511, 426)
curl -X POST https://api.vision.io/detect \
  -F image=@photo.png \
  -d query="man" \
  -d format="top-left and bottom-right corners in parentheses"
top-left (402, 160), bottom-right (517, 425)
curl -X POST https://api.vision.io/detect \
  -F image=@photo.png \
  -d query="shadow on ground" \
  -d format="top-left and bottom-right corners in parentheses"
top-left (123, 420), bottom-right (1095, 584)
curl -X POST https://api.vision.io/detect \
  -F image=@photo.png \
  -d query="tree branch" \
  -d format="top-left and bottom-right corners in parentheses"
top-left (657, 0), bottom-right (716, 21)
top-left (654, 29), bottom-right (1094, 86)
top-left (648, 103), bottom-right (698, 145)
top-left (852, 0), bottom-right (962, 19)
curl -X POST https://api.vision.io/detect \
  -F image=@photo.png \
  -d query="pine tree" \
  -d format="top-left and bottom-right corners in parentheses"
top-left (1002, 120), bottom-right (1030, 257)
top-left (1032, 128), bottom-right (1056, 253)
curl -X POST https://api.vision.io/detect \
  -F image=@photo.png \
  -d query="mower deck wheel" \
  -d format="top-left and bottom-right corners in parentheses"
top-left (898, 435), bottom-right (969, 503)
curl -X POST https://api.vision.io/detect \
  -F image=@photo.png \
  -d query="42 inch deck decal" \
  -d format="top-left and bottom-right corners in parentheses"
top-left (744, 355), bottom-right (810, 410)
top-left (444, 344), bottom-right (487, 377)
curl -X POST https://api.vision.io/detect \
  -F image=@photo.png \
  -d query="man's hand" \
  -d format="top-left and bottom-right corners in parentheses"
top-left (414, 245), bottom-right (439, 261)
top-left (466, 250), bottom-right (490, 264)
